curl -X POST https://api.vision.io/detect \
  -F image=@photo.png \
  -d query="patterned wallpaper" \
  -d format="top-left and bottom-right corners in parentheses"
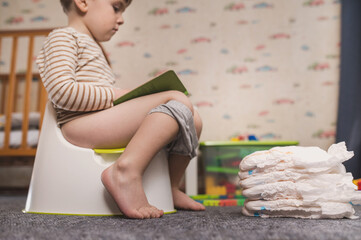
top-left (0, 0), bottom-right (341, 149)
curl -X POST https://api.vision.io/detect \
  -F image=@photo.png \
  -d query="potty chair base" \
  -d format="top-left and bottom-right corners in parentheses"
top-left (24, 103), bottom-right (175, 216)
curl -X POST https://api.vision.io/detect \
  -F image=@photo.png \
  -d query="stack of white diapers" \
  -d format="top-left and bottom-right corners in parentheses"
top-left (239, 142), bottom-right (361, 219)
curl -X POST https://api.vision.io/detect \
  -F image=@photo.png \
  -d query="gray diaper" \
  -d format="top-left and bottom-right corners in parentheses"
top-left (149, 100), bottom-right (198, 159)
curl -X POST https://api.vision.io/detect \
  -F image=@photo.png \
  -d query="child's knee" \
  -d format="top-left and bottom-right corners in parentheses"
top-left (166, 90), bottom-right (194, 114)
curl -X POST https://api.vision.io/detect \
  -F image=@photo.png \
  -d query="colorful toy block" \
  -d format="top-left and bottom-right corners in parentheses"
top-left (190, 194), bottom-right (246, 207)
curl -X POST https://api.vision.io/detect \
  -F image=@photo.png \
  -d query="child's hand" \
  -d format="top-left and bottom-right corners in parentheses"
top-left (113, 88), bottom-right (131, 99)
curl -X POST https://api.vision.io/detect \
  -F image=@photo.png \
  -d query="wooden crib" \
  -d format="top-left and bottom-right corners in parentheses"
top-left (0, 29), bottom-right (51, 157)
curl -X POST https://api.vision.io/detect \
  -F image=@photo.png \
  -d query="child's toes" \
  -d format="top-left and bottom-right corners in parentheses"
top-left (148, 206), bottom-right (163, 218)
top-left (154, 209), bottom-right (164, 218)
top-left (194, 202), bottom-right (205, 210)
top-left (158, 209), bottom-right (164, 217)
top-left (139, 207), bottom-right (151, 219)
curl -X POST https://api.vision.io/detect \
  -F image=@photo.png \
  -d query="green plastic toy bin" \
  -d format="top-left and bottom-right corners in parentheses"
top-left (199, 141), bottom-right (299, 195)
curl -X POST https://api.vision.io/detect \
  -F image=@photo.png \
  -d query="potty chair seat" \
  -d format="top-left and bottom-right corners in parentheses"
top-left (24, 103), bottom-right (175, 215)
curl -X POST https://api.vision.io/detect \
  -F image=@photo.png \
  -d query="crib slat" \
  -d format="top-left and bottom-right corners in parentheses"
top-left (21, 36), bottom-right (35, 149)
top-left (3, 36), bottom-right (18, 150)
top-left (13, 71), bottom-right (19, 112)
top-left (0, 29), bottom-right (53, 38)
top-left (0, 149), bottom-right (36, 156)
top-left (0, 37), bottom-right (4, 115)
top-left (0, 78), bottom-right (7, 115)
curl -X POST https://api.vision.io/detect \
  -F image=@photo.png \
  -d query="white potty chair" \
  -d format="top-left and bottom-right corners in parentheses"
top-left (24, 103), bottom-right (175, 215)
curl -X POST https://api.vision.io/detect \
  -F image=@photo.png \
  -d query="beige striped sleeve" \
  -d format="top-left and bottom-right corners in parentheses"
top-left (36, 30), bottom-right (114, 112)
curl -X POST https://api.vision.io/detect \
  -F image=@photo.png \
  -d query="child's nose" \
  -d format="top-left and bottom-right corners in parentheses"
top-left (117, 14), bottom-right (124, 25)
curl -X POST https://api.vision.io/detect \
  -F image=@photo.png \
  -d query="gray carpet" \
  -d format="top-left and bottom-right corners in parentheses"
top-left (1, 195), bottom-right (361, 240)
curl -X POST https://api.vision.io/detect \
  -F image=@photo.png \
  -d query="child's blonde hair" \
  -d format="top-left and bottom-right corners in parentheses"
top-left (60, 0), bottom-right (132, 14)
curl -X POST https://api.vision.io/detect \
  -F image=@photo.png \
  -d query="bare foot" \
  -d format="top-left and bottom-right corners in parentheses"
top-left (172, 188), bottom-right (205, 211)
top-left (101, 164), bottom-right (164, 219)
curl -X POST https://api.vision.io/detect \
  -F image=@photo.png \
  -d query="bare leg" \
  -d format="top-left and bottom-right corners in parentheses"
top-left (61, 90), bottom-right (193, 149)
top-left (168, 110), bottom-right (205, 211)
top-left (169, 154), bottom-right (205, 211)
top-left (101, 112), bottom-right (179, 218)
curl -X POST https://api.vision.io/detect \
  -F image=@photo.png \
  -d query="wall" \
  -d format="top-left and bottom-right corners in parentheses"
top-left (0, 0), bottom-right (341, 150)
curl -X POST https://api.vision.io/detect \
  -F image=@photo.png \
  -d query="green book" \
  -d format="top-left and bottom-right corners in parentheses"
top-left (113, 70), bottom-right (189, 105)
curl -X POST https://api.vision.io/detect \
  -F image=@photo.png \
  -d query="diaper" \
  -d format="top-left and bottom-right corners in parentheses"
top-left (239, 142), bottom-right (360, 219)
top-left (239, 142), bottom-right (353, 172)
top-left (242, 200), bottom-right (356, 219)
top-left (239, 162), bottom-right (346, 180)
top-left (239, 170), bottom-right (304, 189)
top-left (242, 205), bottom-right (324, 219)
top-left (242, 173), bottom-right (358, 202)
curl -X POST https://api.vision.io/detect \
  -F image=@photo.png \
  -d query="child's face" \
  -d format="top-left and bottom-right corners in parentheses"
top-left (84, 0), bottom-right (126, 42)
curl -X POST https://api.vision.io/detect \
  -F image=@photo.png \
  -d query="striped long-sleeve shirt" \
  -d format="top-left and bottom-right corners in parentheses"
top-left (36, 27), bottom-right (115, 126)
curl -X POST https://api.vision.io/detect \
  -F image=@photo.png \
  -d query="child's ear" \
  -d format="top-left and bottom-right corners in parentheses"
top-left (73, 0), bottom-right (88, 13)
